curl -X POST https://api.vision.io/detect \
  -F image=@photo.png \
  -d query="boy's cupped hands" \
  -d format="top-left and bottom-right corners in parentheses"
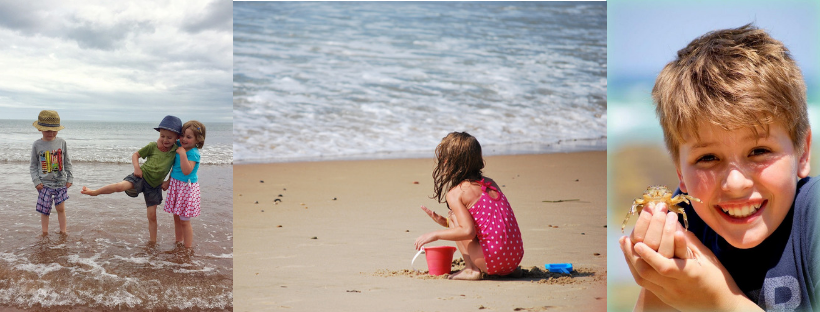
top-left (620, 202), bottom-right (763, 312)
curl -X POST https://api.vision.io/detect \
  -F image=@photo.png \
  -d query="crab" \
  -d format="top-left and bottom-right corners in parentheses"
top-left (621, 185), bottom-right (702, 233)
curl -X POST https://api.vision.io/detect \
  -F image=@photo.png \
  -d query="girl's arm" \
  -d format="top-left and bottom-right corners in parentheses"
top-left (177, 148), bottom-right (196, 176)
top-left (414, 187), bottom-right (476, 249)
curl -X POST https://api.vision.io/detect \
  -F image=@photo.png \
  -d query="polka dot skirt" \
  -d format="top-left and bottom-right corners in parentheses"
top-left (469, 179), bottom-right (524, 275)
top-left (164, 178), bottom-right (201, 218)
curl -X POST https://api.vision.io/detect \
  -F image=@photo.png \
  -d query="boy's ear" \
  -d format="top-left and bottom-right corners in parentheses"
top-left (797, 130), bottom-right (812, 178)
top-left (677, 167), bottom-right (688, 193)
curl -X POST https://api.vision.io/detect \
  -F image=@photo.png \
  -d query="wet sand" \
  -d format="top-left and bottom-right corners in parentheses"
top-left (234, 152), bottom-right (606, 311)
top-left (0, 162), bottom-right (233, 311)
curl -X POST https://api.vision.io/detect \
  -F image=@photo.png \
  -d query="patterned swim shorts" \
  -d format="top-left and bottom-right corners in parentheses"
top-left (36, 187), bottom-right (69, 216)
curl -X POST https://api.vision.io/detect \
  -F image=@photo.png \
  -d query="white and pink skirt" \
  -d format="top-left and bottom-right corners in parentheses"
top-left (164, 178), bottom-right (201, 218)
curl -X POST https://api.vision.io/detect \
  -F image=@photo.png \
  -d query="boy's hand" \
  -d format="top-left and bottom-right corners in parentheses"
top-left (629, 202), bottom-right (689, 258)
top-left (134, 167), bottom-right (143, 178)
top-left (35, 183), bottom-right (44, 191)
top-left (421, 205), bottom-right (448, 227)
top-left (162, 180), bottom-right (170, 191)
top-left (65, 182), bottom-right (72, 188)
top-left (620, 230), bottom-right (760, 311)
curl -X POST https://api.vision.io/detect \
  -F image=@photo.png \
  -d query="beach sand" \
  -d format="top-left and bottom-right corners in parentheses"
top-left (234, 152), bottom-right (606, 311)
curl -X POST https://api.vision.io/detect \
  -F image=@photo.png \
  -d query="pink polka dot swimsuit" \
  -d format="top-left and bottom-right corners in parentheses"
top-left (468, 178), bottom-right (524, 275)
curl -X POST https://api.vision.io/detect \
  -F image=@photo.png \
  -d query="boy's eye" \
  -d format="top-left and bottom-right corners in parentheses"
top-left (695, 154), bottom-right (718, 163)
top-left (749, 147), bottom-right (771, 157)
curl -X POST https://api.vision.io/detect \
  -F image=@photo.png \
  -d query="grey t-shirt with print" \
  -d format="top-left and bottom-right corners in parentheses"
top-left (29, 137), bottom-right (73, 189)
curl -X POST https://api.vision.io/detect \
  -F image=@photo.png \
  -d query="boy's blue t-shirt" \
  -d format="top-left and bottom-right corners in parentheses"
top-left (170, 147), bottom-right (200, 183)
top-left (678, 177), bottom-right (819, 311)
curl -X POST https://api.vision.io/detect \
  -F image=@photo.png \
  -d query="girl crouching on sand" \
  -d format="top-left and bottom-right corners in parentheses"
top-left (162, 121), bottom-right (206, 248)
top-left (414, 132), bottom-right (524, 280)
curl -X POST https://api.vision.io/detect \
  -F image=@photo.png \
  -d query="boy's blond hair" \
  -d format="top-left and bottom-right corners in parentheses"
top-left (653, 24), bottom-right (809, 162)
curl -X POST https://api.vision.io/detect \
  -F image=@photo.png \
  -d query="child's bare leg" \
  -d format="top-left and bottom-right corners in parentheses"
top-left (81, 181), bottom-right (134, 196)
top-left (147, 205), bottom-right (158, 243)
top-left (55, 202), bottom-right (67, 234)
top-left (173, 215), bottom-right (184, 244)
top-left (449, 213), bottom-right (486, 280)
top-left (181, 219), bottom-right (193, 248)
top-left (41, 214), bottom-right (49, 236)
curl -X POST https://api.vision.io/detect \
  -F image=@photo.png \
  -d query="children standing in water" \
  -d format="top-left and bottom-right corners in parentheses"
top-left (162, 121), bottom-right (206, 248)
top-left (414, 132), bottom-right (524, 280)
top-left (30, 110), bottom-right (73, 236)
top-left (81, 115), bottom-right (181, 244)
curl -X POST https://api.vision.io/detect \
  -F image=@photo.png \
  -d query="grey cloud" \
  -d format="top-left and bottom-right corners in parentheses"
top-left (0, 3), bottom-right (156, 51)
top-left (65, 19), bottom-right (155, 51)
top-left (182, 0), bottom-right (232, 34)
top-left (0, 2), bottom-right (46, 33)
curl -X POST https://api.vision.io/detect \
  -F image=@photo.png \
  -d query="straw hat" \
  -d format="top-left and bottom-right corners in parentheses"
top-left (33, 110), bottom-right (65, 131)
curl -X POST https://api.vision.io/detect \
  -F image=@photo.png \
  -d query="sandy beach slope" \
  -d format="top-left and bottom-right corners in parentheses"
top-left (234, 152), bottom-right (606, 311)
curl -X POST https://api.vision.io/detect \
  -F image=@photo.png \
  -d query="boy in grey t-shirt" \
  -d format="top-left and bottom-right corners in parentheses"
top-left (29, 110), bottom-right (73, 236)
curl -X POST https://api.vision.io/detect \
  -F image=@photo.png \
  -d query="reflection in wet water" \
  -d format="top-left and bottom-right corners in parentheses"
top-left (0, 164), bottom-right (232, 311)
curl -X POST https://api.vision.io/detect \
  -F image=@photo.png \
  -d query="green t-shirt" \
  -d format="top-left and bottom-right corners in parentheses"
top-left (137, 141), bottom-right (178, 188)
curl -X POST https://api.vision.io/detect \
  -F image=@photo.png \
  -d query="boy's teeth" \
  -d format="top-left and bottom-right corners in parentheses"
top-left (721, 203), bottom-right (760, 218)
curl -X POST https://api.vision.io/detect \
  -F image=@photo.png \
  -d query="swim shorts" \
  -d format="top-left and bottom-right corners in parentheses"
top-left (123, 173), bottom-right (163, 207)
top-left (36, 186), bottom-right (69, 216)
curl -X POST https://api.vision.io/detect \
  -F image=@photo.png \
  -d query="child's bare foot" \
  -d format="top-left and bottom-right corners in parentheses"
top-left (81, 186), bottom-right (98, 196)
top-left (449, 268), bottom-right (482, 280)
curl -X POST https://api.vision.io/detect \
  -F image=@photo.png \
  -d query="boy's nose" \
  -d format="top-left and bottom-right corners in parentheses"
top-left (721, 167), bottom-right (753, 194)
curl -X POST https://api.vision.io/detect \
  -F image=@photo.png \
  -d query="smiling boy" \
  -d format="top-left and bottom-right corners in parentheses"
top-left (620, 24), bottom-right (818, 311)
top-left (81, 115), bottom-right (182, 244)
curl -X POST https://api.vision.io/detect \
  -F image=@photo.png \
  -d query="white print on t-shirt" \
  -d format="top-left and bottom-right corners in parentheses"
top-left (764, 275), bottom-right (800, 312)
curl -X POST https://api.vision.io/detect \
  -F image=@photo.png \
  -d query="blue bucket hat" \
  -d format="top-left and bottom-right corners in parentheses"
top-left (154, 115), bottom-right (182, 134)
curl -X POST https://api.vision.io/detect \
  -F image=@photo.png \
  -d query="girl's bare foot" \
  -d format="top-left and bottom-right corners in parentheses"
top-left (448, 268), bottom-right (482, 280)
top-left (80, 186), bottom-right (98, 196)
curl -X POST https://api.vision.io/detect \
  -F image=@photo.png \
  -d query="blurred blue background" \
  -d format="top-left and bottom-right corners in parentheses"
top-left (607, 1), bottom-right (820, 310)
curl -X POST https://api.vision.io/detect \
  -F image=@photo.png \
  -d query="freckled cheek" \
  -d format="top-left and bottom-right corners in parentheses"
top-left (686, 169), bottom-right (718, 200)
top-left (758, 158), bottom-right (797, 191)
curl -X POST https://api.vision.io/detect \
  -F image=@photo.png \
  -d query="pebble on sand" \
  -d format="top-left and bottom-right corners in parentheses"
top-left (260, 180), bottom-right (264, 183)
top-left (413, 181), bottom-right (419, 184)
top-left (255, 201), bottom-right (258, 204)
top-left (311, 236), bottom-right (317, 239)
top-left (277, 225), bottom-right (283, 228)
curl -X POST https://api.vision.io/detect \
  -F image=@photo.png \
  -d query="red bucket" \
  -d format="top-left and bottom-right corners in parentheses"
top-left (423, 246), bottom-right (457, 275)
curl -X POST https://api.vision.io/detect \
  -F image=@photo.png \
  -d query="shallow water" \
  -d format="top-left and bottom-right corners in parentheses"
top-left (234, 2), bottom-right (607, 162)
top-left (0, 162), bottom-right (232, 311)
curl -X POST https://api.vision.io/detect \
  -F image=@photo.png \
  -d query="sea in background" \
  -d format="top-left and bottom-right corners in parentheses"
top-left (233, 2), bottom-right (607, 163)
top-left (0, 120), bottom-right (233, 311)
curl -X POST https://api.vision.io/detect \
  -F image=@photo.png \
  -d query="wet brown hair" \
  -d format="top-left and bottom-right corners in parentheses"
top-left (653, 24), bottom-right (809, 162)
top-left (431, 132), bottom-right (484, 203)
top-left (182, 120), bottom-right (206, 149)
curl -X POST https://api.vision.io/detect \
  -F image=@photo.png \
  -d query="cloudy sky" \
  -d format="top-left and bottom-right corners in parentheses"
top-left (0, 0), bottom-right (232, 122)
